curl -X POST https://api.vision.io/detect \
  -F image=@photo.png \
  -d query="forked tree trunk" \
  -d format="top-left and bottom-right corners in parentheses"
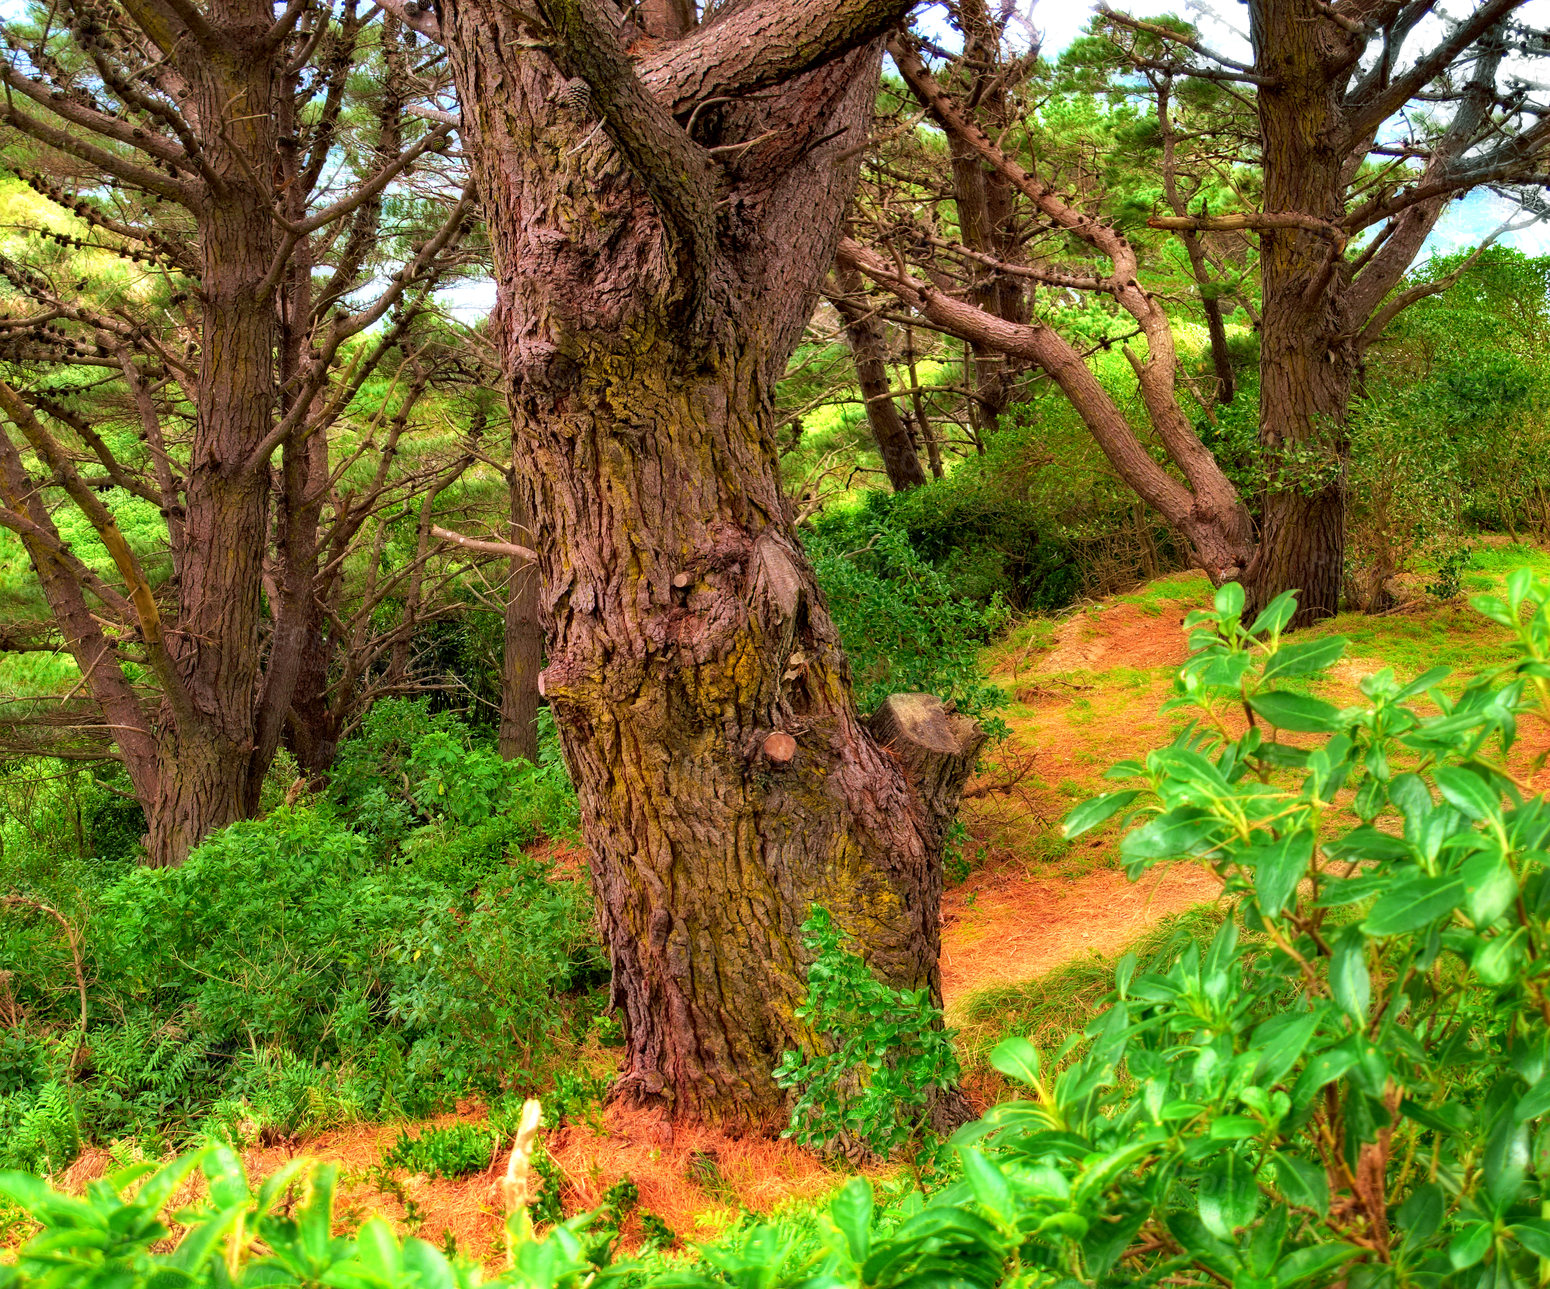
top-left (443, 0), bottom-right (978, 1124)
top-left (499, 474), bottom-right (543, 761)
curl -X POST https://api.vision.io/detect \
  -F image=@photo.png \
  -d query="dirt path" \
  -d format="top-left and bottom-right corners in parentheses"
top-left (940, 573), bottom-right (1220, 1014)
top-left (940, 861), bottom-right (1220, 1011)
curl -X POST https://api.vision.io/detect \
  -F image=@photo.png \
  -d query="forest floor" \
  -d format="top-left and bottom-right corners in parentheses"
top-left (50, 542), bottom-right (1550, 1267)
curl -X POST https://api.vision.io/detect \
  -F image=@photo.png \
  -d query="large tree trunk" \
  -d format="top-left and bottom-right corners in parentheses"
top-left (443, 0), bottom-right (977, 1125)
top-left (499, 473), bottom-right (543, 761)
top-left (144, 36), bottom-right (280, 865)
top-left (1243, 0), bottom-right (1353, 625)
top-left (830, 264), bottom-right (928, 492)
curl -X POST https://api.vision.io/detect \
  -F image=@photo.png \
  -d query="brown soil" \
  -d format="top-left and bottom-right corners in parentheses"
top-left (1037, 602), bottom-right (1194, 674)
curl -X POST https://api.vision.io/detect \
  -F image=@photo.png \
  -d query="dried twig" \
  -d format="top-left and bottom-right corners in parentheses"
top-left (502, 1098), bottom-right (544, 1261)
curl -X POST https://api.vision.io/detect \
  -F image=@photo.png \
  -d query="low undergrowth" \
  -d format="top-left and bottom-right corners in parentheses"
top-left (0, 700), bottom-right (595, 1175)
top-left (8, 565), bottom-right (1550, 1286)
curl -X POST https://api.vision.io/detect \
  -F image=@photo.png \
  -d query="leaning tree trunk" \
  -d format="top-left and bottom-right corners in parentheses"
top-left (443, 0), bottom-right (978, 1125)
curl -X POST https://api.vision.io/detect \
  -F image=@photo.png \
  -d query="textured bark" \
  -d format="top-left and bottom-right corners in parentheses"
top-left (1241, 0), bottom-right (1354, 626)
top-left (947, 0), bottom-right (1025, 432)
top-left (441, 0), bottom-right (976, 1125)
top-left (499, 473), bottom-right (543, 762)
top-left (829, 265), bottom-right (928, 492)
top-left (139, 4), bottom-right (280, 864)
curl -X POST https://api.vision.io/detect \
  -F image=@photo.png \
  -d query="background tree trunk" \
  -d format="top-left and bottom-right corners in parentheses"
top-left (1243, 0), bottom-right (1352, 625)
top-left (442, 0), bottom-right (975, 1126)
top-left (830, 265), bottom-right (928, 492)
top-left (144, 29), bottom-right (281, 865)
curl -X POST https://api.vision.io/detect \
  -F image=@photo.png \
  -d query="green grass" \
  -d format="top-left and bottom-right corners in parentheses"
top-left (1112, 571), bottom-right (1212, 615)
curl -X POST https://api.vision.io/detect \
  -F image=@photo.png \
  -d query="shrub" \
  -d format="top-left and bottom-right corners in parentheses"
top-left (806, 515), bottom-right (1010, 722)
top-left (0, 705), bottom-right (594, 1163)
top-left (774, 907), bottom-right (960, 1161)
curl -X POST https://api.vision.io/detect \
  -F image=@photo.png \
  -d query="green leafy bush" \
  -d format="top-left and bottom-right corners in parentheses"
top-left (806, 516), bottom-right (1009, 721)
top-left (0, 705), bottom-right (595, 1167)
top-left (774, 907), bottom-right (960, 1160)
top-left (383, 1122), bottom-right (499, 1179)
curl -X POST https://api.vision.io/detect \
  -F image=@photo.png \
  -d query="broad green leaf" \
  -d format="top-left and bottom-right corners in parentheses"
top-left (1253, 829), bottom-right (1313, 919)
top-left (1062, 790), bottom-right (1141, 839)
top-left (1434, 766), bottom-right (1501, 822)
top-left (1253, 1010), bottom-right (1320, 1086)
top-left (1198, 1154), bottom-right (1258, 1238)
top-left (401, 1240), bottom-right (458, 1289)
top-left (1485, 1115), bottom-right (1530, 1211)
top-left (1449, 1220), bottom-right (1493, 1270)
top-left (1401, 1098), bottom-right (1472, 1135)
top-left (1274, 1153), bottom-right (1329, 1218)
top-left (1214, 580), bottom-right (1245, 620)
top-left (959, 1147), bottom-right (1012, 1219)
top-left (828, 1178), bottom-right (873, 1265)
top-left (1363, 876), bottom-right (1465, 936)
top-left (989, 1037), bottom-right (1040, 1087)
top-left (1209, 1116), bottom-right (1259, 1141)
top-left (1397, 1181), bottom-right (1444, 1245)
top-left (1330, 928), bottom-right (1370, 1023)
top-left (1518, 1074), bottom-right (1550, 1122)
top-left (1507, 566), bottom-right (1534, 611)
top-left (1324, 827), bottom-right (1411, 861)
top-left (1248, 591), bottom-right (1298, 637)
top-left (1261, 635), bottom-right (1346, 681)
top-left (1510, 1219), bottom-right (1550, 1259)
top-left (1475, 928), bottom-right (1525, 985)
top-left (1395, 666), bottom-right (1452, 701)
top-left (1249, 691), bottom-right (1344, 733)
top-left (1276, 1243), bottom-right (1362, 1286)
top-left (353, 1216), bottom-right (403, 1276)
top-left (1120, 808), bottom-right (1224, 863)
top-left (1292, 1046), bottom-right (1357, 1112)
top-left (1471, 595), bottom-right (1516, 628)
top-left (1463, 849), bottom-right (1518, 927)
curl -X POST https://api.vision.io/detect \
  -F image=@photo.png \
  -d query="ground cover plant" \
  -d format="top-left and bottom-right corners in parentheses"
top-left (0, 701), bottom-right (594, 1174)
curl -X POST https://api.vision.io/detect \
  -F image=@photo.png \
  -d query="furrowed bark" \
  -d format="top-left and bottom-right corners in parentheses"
top-left (500, 473), bottom-right (543, 762)
top-left (442, 0), bottom-right (977, 1125)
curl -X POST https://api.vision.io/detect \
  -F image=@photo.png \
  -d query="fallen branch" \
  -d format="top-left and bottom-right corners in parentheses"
top-left (961, 747), bottom-right (1037, 800)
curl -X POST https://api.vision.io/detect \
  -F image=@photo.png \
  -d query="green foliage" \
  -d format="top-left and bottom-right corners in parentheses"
top-left (1019, 567), bottom-right (1550, 1285)
top-left (1426, 541), bottom-right (1475, 601)
top-left (774, 908), bottom-right (960, 1160)
top-left (0, 705), bottom-right (595, 1168)
top-left (383, 1122), bottom-right (499, 1179)
top-left (806, 513), bottom-right (1009, 722)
